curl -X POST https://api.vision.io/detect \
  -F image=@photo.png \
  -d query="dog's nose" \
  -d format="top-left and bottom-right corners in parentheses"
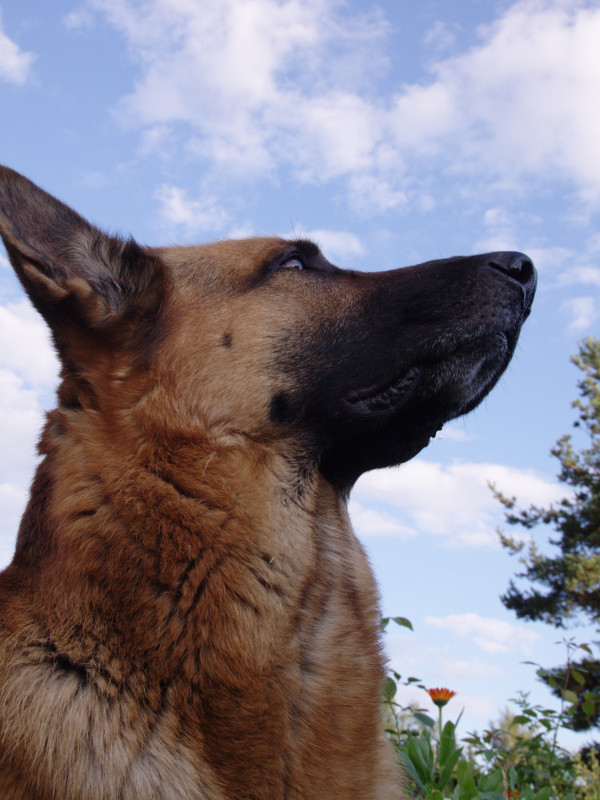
top-left (487, 251), bottom-right (537, 309)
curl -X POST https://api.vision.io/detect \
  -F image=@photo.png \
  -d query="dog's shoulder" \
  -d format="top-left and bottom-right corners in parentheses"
top-left (0, 628), bottom-right (225, 799)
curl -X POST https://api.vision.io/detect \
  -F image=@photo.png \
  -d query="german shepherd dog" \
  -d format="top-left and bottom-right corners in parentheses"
top-left (0, 165), bottom-right (536, 799)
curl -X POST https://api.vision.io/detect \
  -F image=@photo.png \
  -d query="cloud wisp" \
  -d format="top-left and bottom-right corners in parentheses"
top-left (0, 289), bottom-right (59, 569)
top-left (426, 612), bottom-right (541, 656)
top-left (74, 0), bottom-right (600, 212)
top-left (0, 12), bottom-right (35, 85)
top-left (154, 184), bottom-right (231, 234)
top-left (353, 459), bottom-right (563, 547)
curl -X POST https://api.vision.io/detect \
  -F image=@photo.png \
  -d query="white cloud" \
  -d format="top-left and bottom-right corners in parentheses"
top-left (382, 630), bottom-right (508, 723)
top-left (79, 171), bottom-right (111, 189)
top-left (79, 0), bottom-right (600, 208)
top-left (561, 295), bottom-right (597, 331)
top-left (155, 184), bottom-right (230, 233)
top-left (0, 299), bottom-right (59, 389)
top-left (476, 206), bottom-right (543, 254)
top-left (435, 423), bottom-right (475, 443)
top-left (348, 499), bottom-right (418, 539)
top-left (0, 296), bottom-right (57, 502)
top-left (412, 0), bottom-right (600, 199)
top-left (423, 20), bottom-right (460, 53)
top-left (227, 223), bottom-right (256, 240)
top-left (0, 483), bottom-right (26, 569)
top-left (347, 175), bottom-right (408, 215)
top-left (354, 459), bottom-right (564, 547)
top-left (451, 693), bottom-right (497, 718)
top-left (586, 232), bottom-right (600, 253)
top-left (0, 276), bottom-right (58, 569)
top-left (483, 207), bottom-right (513, 230)
top-left (0, 12), bottom-right (35, 85)
top-left (0, 369), bottom-right (44, 488)
top-left (90, 0), bottom-right (388, 179)
top-left (389, 0), bottom-right (600, 199)
top-left (306, 230), bottom-right (364, 260)
top-left (441, 658), bottom-right (503, 681)
top-left (137, 125), bottom-right (175, 159)
top-left (426, 612), bottom-right (541, 656)
top-left (63, 7), bottom-right (96, 30)
top-left (557, 266), bottom-right (600, 287)
top-left (526, 244), bottom-right (578, 274)
top-left (284, 228), bottom-right (364, 261)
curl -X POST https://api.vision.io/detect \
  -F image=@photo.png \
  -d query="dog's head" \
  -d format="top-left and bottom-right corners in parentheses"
top-left (0, 166), bottom-right (535, 492)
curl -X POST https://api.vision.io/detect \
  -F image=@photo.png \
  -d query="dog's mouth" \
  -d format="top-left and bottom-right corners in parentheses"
top-left (342, 332), bottom-right (511, 419)
top-left (344, 366), bottom-right (422, 415)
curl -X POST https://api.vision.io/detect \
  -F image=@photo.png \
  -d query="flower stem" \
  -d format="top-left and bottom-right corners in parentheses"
top-left (437, 704), bottom-right (443, 778)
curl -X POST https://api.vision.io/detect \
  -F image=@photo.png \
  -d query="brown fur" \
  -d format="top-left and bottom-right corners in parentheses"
top-left (0, 166), bottom-right (536, 799)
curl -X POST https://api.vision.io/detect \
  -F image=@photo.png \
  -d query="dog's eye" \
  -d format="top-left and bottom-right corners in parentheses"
top-left (280, 256), bottom-right (304, 270)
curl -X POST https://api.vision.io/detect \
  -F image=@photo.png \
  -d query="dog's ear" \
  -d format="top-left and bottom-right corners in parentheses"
top-left (0, 165), bottom-right (164, 359)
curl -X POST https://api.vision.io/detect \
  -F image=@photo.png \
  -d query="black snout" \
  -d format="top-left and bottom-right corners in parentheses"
top-left (487, 251), bottom-right (537, 309)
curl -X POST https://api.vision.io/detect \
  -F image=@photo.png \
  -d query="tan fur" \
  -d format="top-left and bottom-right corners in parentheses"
top-left (0, 167), bottom-right (535, 798)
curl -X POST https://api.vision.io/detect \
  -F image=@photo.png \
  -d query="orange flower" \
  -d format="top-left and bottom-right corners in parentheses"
top-left (427, 687), bottom-right (456, 707)
top-left (507, 791), bottom-right (520, 798)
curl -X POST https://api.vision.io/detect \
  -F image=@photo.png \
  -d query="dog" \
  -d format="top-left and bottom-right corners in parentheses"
top-left (0, 165), bottom-right (536, 799)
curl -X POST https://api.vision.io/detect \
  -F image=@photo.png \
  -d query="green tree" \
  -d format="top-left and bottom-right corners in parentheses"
top-left (541, 655), bottom-right (600, 731)
top-left (494, 337), bottom-right (600, 734)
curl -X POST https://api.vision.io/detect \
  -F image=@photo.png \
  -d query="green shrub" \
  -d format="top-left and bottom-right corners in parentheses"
top-left (381, 620), bottom-right (600, 799)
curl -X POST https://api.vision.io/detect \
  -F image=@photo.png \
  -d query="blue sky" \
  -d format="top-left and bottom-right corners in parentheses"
top-left (1, 0), bottom-right (600, 747)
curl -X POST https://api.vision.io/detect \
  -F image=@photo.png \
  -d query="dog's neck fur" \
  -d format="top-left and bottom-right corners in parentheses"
top-left (2, 396), bottom-right (394, 799)
top-left (14, 393), bottom-right (346, 670)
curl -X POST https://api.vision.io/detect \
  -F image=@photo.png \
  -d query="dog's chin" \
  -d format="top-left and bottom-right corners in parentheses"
top-left (341, 332), bottom-right (511, 422)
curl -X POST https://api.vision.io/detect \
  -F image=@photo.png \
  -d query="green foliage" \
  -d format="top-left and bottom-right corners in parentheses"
top-left (493, 337), bottom-right (600, 734)
top-left (396, 718), bottom-right (482, 799)
top-left (494, 338), bottom-right (600, 627)
top-left (381, 340), bottom-right (600, 793)
top-left (387, 677), bottom-right (581, 798)
top-left (382, 619), bottom-right (597, 798)
top-left (464, 690), bottom-right (577, 797)
top-left (382, 616), bottom-right (414, 632)
top-left (570, 749), bottom-right (600, 800)
top-left (540, 653), bottom-right (600, 731)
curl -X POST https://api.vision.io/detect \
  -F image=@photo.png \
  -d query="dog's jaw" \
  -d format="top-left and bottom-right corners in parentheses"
top-left (344, 366), bottom-right (422, 415)
top-left (318, 330), bottom-right (522, 491)
top-left (341, 330), bottom-right (511, 420)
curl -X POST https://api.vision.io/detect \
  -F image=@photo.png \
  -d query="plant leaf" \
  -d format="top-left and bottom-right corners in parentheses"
top-left (439, 719), bottom-right (457, 764)
top-left (455, 760), bottom-right (478, 800)
top-left (382, 677), bottom-right (397, 702)
top-left (571, 669), bottom-right (586, 685)
top-left (414, 712), bottom-right (436, 728)
top-left (562, 688), bottom-right (579, 704)
top-left (582, 700), bottom-right (595, 716)
top-left (438, 748), bottom-right (463, 791)
top-left (406, 732), bottom-right (434, 786)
